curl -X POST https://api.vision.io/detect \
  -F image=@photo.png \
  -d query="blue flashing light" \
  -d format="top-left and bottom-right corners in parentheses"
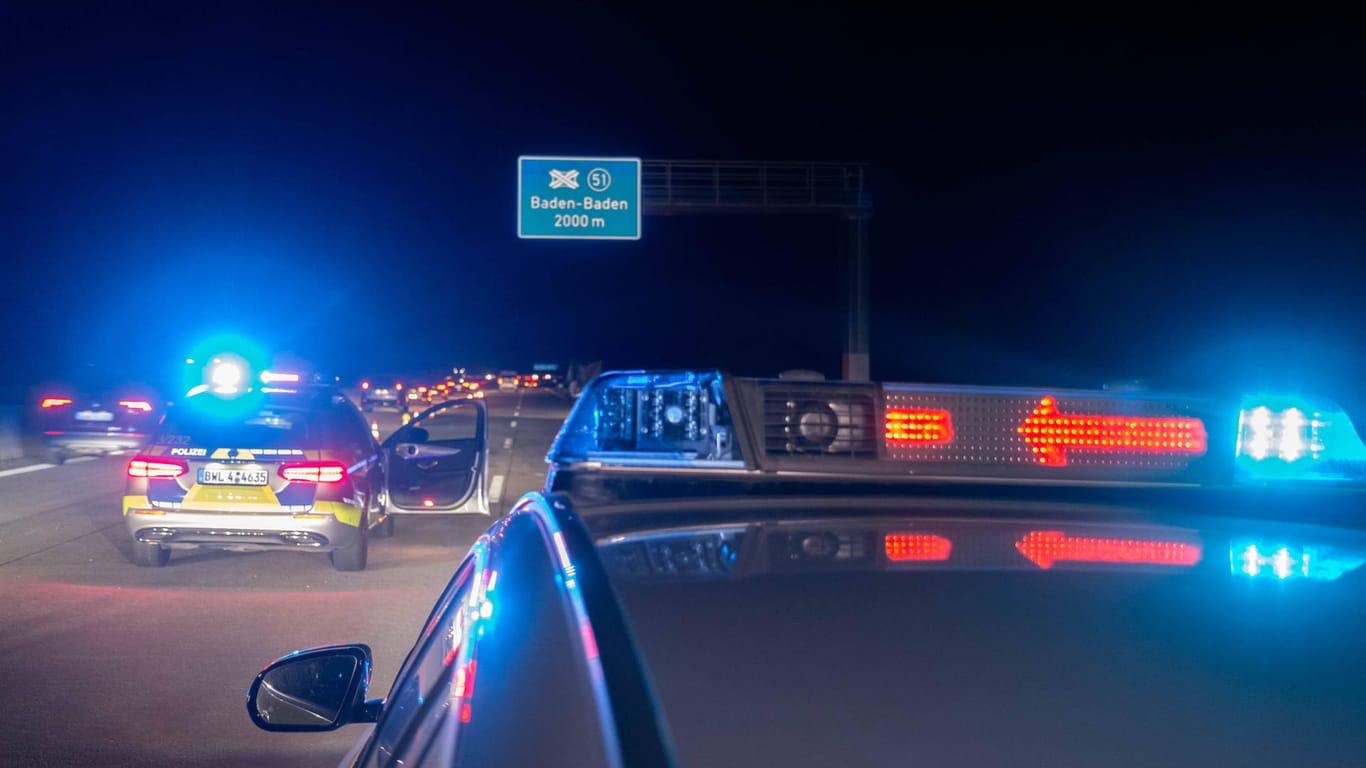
top-left (182, 335), bottom-right (269, 395)
top-left (1235, 395), bottom-right (1366, 484)
top-left (548, 370), bottom-right (743, 468)
top-left (210, 358), bottom-right (245, 392)
top-left (1230, 540), bottom-right (1366, 582)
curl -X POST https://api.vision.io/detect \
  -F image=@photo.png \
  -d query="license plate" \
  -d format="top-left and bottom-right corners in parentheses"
top-left (198, 468), bottom-right (269, 486)
top-left (75, 410), bottom-right (114, 422)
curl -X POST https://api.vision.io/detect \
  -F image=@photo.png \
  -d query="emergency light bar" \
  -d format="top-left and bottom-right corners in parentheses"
top-left (547, 370), bottom-right (1366, 487)
top-left (1234, 396), bottom-right (1366, 483)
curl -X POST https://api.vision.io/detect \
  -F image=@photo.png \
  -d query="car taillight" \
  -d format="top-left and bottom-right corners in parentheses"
top-left (128, 456), bottom-right (188, 478)
top-left (41, 397), bottom-right (73, 408)
top-left (119, 400), bottom-right (153, 412)
top-left (279, 461), bottom-right (347, 483)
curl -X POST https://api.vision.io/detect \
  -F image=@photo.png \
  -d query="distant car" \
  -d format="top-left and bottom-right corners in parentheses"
top-left (33, 377), bottom-right (161, 464)
top-left (497, 370), bottom-right (519, 391)
top-left (360, 376), bottom-right (406, 412)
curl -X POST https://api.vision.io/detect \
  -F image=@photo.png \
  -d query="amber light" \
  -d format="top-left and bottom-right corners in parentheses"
top-left (119, 400), bottom-right (153, 412)
top-left (1015, 530), bottom-right (1202, 569)
top-left (884, 408), bottom-right (954, 444)
top-left (1017, 396), bottom-right (1207, 467)
top-left (41, 397), bottom-right (73, 408)
top-left (884, 533), bottom-right (953, 561)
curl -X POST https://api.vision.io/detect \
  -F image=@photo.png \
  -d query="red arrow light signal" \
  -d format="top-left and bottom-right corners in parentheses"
top-left (1017, 396), bottom-right (1207, 467)
top-left (1015, 530), bottom-right (1202, 569)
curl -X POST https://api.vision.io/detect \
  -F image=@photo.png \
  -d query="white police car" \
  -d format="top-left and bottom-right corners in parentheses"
top-left (246, 370), bottom-right (1366, 766)
top-left (125, 357), bottom-right (489, 570)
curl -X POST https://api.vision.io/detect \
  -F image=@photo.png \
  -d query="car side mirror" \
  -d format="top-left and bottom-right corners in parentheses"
top-left (246, 644), bottom-right (380, 732)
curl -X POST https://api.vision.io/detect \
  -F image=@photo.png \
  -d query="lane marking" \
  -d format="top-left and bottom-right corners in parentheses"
top-left (488, 474), bottom-right (506, 504)
top-left (503, 437), bottom-right (513, 450)
top-left (0, 463), bottom-right (55, 479)
top-left (509, 420), bottom-right (518, 429)
top-left (0, 456), bottom-right (105, 480)
top-left (514, 410), bottom-right (521, 417)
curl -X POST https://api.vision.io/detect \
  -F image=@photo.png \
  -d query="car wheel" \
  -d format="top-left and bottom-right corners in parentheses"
top-left (130, 539), bottom-right (170, 567)
top-left (47, 448), bottom-right (66, 465)
top-left (330, 524), bottom-right (368, 571)
top-left (372, 513), bottom-right (395, 539)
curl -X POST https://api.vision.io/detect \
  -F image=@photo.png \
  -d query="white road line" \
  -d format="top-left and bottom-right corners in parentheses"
top-left (0, 456), bottom-right (100, 479)
top-left (509, 420), bottom-right (517, 429)
top-left (488, 474), bottom-right (506, 504)
top-left (0, 463), bottom-right (55, 479)
top-left (503, 437), bottom-right (513, 450)
top-left (514, 410), bottom-right (520, 417)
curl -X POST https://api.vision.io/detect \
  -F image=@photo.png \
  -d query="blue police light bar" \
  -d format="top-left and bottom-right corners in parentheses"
top-left (548, 370), bottom-right (743, 468)
top-left (1230, 539), bottom-right (1366, 581)
top-left (549, 369), bottom-right (1366, 487)
top-left (1234, 396), bottom-right (1366, 484)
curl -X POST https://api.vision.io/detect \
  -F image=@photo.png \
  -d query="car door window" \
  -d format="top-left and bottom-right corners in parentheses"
top-left (317, 402), bottom-right (370, 459)
top-left (386, 401), bottom-right (487, 511)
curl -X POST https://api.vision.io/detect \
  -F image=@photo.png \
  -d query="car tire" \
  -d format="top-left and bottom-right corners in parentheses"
top-left (130, 539), bottom-right (170, 567)
top-left (47, 448), bottom-right (66, 465)
top-left (330, 524), bottom-right (368, 571)
top-left (372, 513), bottom-right (395, 539)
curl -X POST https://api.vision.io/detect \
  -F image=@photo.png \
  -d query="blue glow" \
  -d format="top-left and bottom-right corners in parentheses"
top-left (525, 496), bottom-right (623, 768)
top-left (1235, 395), bottom-right (1366, 484)
top-left (210, 359), bottom-right (244, 391)
top-left (1230, 540), bottom-right (1366, 582)
top-left (547, 370), bottom-right (743, 467)
top-left (181, 335), bottom-right (269, 395)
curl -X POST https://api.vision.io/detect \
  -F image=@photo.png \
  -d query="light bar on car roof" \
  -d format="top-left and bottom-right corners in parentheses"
top-left (548, 370), bottom-right (1366, 486)
top-left (1234, 396), bottom-right (1366, 484)
top-left (548, 371), bottom-right (742, 468)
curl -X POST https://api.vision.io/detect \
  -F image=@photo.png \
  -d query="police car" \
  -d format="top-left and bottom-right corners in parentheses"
top-left (246, 370), bottom-right (1366, 765)
top-left (123, 358), bottom-right (488, 571)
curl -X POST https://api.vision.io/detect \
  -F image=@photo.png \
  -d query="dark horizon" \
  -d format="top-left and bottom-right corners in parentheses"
top-left (4, 5), bottom-right (1363, 405)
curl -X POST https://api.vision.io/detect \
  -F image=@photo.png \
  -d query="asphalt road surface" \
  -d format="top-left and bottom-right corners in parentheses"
top-left (0, 388), bottom-right (571, 767)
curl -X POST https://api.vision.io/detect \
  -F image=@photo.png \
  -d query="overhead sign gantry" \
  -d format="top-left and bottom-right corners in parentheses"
top-left (517, 156), bottom-right (872, 380)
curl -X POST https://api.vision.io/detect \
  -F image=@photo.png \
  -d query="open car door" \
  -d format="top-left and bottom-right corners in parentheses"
top-left (381, 398), bottom-right (489, 515)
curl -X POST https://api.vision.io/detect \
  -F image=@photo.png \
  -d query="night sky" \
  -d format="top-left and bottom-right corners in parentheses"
top-left (3, 5), bottom-right (1363, 407)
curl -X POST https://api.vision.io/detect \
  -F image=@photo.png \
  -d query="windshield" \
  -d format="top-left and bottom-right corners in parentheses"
top-left (157, 403), bottom-right (313, 449)
top-left (599, 510), bottom-right (1366, 767)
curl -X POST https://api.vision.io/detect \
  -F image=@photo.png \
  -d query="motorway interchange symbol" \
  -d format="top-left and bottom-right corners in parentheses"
top-left (548, 168), bottom-right (579, 189)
